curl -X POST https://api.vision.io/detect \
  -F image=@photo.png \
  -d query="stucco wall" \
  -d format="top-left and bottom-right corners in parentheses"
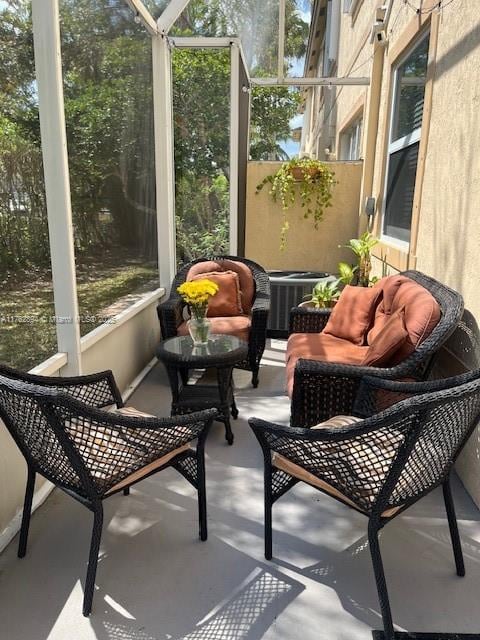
top-left (245, 161), bottom-right (363, 272)
top-left (81, 298), bottom-right (160, 392)
top-left (334, 1), bottom-right (374, 151)
top-left (413, 2), bottom-right (480, 503)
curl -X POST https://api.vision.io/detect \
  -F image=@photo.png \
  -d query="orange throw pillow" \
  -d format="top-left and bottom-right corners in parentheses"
top-left (361, 308), bottom-right (409, 367)
top-left (192, 270), bottom-right (243, 317)
top-left (324, 285), bottom-right (382, 345)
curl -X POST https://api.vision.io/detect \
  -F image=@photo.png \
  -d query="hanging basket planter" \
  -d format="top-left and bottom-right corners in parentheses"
top-left (255, 157), bottom-right (337, 249)
top-left (289, 165), bottom-right (321, 181)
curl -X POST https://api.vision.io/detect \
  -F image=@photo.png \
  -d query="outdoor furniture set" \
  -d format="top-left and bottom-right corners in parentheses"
top-left (0, 258), bottom-right (477, 639)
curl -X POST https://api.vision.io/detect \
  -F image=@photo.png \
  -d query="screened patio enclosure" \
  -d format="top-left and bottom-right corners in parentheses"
top-left (0, 0), bottom-right (370, 542)
top-left (23, 0), bottom-right (369, 380)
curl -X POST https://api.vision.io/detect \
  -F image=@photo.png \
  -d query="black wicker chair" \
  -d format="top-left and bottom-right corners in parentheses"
top-left (157, 255), bottom-right (270, 387)
top-left (288, 270), bottom-right (464, 427)
top-left (249, 369), bottom-right (480, 639)
top-left (0, 364), bottom-right (216, 616)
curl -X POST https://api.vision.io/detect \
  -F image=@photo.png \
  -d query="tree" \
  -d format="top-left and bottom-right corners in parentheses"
top-left (0, 0), bottom-right (310, 272)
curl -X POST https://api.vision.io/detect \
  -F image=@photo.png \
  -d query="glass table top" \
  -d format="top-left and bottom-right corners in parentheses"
top-left (159, 334), bottom-right (247, 361)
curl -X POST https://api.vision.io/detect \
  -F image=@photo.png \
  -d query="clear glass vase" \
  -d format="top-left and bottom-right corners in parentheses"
top-left (188, 306), bottom-right (211, 346)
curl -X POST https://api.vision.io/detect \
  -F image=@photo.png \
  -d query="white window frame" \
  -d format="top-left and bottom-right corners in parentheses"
top-left (380, 30), bottom-right (430, 250)
top-left (343, 0), bottom-right (363, 17)
top-left (340, 115), bottom-right (363, 161)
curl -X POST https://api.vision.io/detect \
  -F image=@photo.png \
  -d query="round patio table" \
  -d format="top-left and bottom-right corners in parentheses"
top-left (156, 334), bottom-right (249, 445)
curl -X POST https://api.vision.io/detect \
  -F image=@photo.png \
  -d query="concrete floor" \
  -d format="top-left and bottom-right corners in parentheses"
top-left (1, 340), bottom-right (480, 639)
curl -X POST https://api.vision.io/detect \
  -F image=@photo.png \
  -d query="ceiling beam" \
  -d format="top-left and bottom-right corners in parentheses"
top-left (170, 36), bottom-right (238, 48)
top-left (251, 76), bottom-right (370, 87)
top-left (157, 0), bottom-right (193, 34)
top-left (124, 0), bottom-right (158, 35)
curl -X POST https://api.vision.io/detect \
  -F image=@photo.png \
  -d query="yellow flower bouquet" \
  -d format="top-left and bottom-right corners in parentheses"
top-left (177, 279), bottom-right (219, 316)
top-left (177, 278), bottom-right (219, 345)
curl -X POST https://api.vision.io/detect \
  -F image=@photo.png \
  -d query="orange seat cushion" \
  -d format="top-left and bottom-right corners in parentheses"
top-left (286, 333), bottom-right (368, 397)
top-left (361, 308), bottom-right (409, 367)
top-left (368, 275), bottom-right (441, 364)
top-left (192, 270), bottom-right (243, 317)
top-left (178, 315), bottom-right (251, 342)
top-left (323, 285), bottom-right (382, 345)
top-left (187, 259), bottom-right (255, 313)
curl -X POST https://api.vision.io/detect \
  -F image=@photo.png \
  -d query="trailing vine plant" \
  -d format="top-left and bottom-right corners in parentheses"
top-left (256, 157), bottom-right (337, 249)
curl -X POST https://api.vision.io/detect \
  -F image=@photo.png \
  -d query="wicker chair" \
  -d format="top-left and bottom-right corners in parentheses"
top-left (249, 369), bottom-right (480, 639)
top-left (157, 255), bottom-right (270, 387)
top-left (0, 364), bottom-right (216, 616)
top-left (288, 270), bottom-right (464, 427)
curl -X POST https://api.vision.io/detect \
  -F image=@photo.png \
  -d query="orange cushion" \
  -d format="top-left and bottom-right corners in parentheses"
top-left (323, 285), bottom-right (382, 345)
top-left (361, 308), bottom-right (409, 367)
top-left (187, 259), bottom-right (255, 313)
top-left (178, 315), bottom-right (251, 342)
top-left (192, 270), bottom-right (242, 317)
top-left (368, 275), bottom-right (441, 364)
top-left (286, 333), bottom-right (367, 397)
top-left (368, 276), bottom-right (411, 342)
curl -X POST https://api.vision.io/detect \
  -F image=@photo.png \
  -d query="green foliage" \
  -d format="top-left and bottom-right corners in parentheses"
top-left (0, 0), bottom-right (309, 274)
top-left (303, 280), bottom-right (340, 309)
top-left (250, 87), bottom-right (302, 160)
top-left (256, 157), bottom-right (337, 249)
top-left (337, 262), bottom-right (358, 287)
top-left (0, 254), bottom-right (157, 371)
top-left (175, 172), bottom-right (230, 264)
top-left (170, 0), bottom-right (309, 75)
top-left (340, 232), bottom-right (379, 287)
top-left (344, 231), bottom-right (379, 260)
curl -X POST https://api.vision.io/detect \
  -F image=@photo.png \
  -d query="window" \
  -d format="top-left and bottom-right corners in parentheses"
top-left (382, 32), bottom-right (430, 244)
top-left (343, 0), bottom-right (363, 16)
top-left (339, 116), bottom-right (363, 160)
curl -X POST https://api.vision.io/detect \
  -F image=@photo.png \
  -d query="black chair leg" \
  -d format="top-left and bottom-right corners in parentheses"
top-left (83, 503), bottom-right (103, 617)
top-left (197, 451), bottom-right (208, 541)
top-left (264, 467), bottom-right (273, 560)
top-left (443, 477), bottom-right (465, 577)
top-left (368, 521), bottom-right (395, 640)
top-left (252, 369), bottom-right (259, 388)
top-left (123, 487), bottom-right (130, 496)
top-left (18, 467), bottom-right (36, 558)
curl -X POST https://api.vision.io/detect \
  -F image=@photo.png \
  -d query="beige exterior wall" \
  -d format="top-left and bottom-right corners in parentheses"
top-left (245, 161), bottom-right (363, 272)
top-left (81, 298), bottom-right (160, 392)
top-left (303, 0), bottom-right (480, 505)
top-left (334, 1), bottom-right (375, 157)
top-left (413, 2), bottom-right (480, 502)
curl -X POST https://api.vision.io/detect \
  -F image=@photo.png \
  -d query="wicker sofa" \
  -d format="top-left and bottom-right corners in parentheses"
top-left (157, 255), bottom-right (270, 387)
top-left (287, 270), bottom-right (464, 427)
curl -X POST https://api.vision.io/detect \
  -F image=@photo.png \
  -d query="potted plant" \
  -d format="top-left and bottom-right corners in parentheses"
top-left (255, 156), bottom-right (336, 249)
top-left (338, 231), bottom-right (379, 287)
top-left (300, 279), bottom-right (340, 309)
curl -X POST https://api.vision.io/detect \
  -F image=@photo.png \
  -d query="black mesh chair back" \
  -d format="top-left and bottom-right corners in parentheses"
top-left (0, 374), bottom-right (91, 496)
top-left (250, 369), bottom-right (480, 639)
top-left (353, 370), bottom-right (480, 513)
top-left (0, 364), bottom-right (216, 616)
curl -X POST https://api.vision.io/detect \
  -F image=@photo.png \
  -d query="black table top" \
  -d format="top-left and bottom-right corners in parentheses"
top-left (156, 334), bottom-right (248, 366)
